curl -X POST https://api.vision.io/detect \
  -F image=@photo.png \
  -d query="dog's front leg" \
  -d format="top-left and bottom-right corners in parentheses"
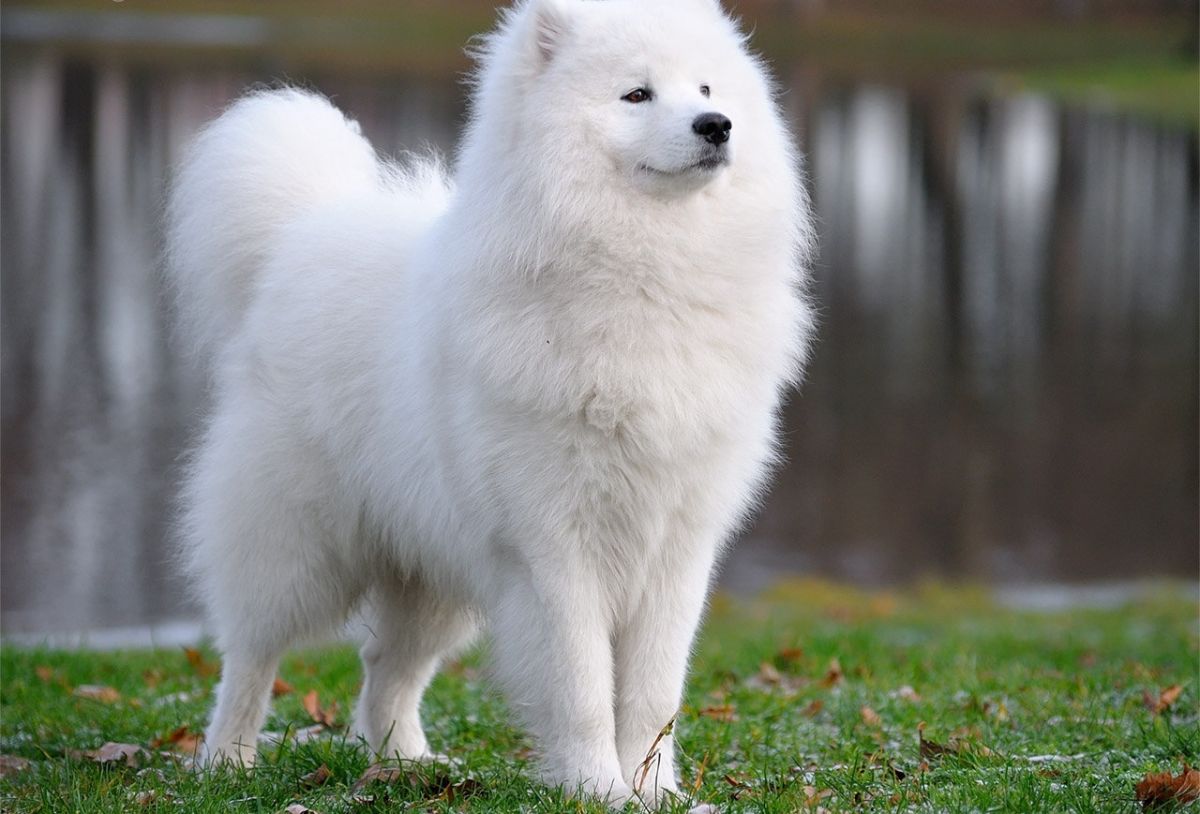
top-left (487, 550), bottom-right (631, 806)
top-left (614, 541), bottom-right (718, 804)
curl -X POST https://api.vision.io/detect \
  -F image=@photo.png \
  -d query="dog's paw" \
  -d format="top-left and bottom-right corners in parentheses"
top-left (196, 740), bottom-right (256, 770)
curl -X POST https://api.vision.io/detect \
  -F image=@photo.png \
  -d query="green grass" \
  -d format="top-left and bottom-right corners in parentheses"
top-left (2, 581), bottom-right (1197, 813)
top-left (1011, 56), bottom-right (1199, 128)
top-left (7, 2), bottom-right (1197, 125)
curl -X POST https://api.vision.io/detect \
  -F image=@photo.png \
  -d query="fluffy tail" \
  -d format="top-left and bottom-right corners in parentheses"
top-left (165, 88), bottom-right (381, 363)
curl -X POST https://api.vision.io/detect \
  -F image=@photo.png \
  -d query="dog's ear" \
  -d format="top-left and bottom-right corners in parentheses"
top-left (525, 0), bottom-right (574, 66)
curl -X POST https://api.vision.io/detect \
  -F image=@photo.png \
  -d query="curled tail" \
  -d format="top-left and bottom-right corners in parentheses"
top-left (165, 88), bottom-right (381, 363)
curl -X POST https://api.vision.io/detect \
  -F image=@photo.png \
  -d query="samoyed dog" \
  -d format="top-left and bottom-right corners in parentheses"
top-left (167, 0), bottom-right (813, 805)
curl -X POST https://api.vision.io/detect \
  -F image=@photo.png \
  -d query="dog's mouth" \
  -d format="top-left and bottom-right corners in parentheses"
top-left (639, 152), bottom-right (729, 177)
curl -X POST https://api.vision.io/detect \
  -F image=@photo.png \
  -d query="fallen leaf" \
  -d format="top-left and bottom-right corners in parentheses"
top-left (142, 669), bottom-right (164, 689)
top-left (284, 805), bottom-right (320, 814)
top-left (1144, 684), bottom-right (1184, 715)
top-left (302, 690), bottom-right (338, 727)
top-left (722, 773), bottom-right (752, 800)
top-left (777, 646), bottom-right (805, 664)
top-left (351, 762), bottom-right (473, 801)
top-left (132, 789), bottom-right (176, 806)
top-left (757, 662), bottom-right (782, 685)
top-left (150, 726), bottom-right (203, 756)
top-left (801, 699), bottom-right (824, 717)
top-left (882, 757), bottom-right (906, 781)
top-left (73, 685), bottom-right (121, 703)
top-left (183, 647), bottom-right (219, 678)
top-left (300, 764), bottom-right (332, 789)
top-left (353, 763), bottom-right (420, 793)
top-left (699, 704), bottom-right (738, 722)
top-left (272, 677), bottom-right (294, 697)
top-left (820, 659), bottom-right (844, 688)
top-left (443, 777), bottom-right (484, 802)
top-left (35, 666), bottom-right (55, 683)
top-left (860, 706), bottom-right (882, 727)
top-left (917, 722), bottom-right (956, 762)
top-left (1136, 764), bottom-right (1200, 807)
top-left (72, 742), bottom-right (147, 768)
top-left (803, 784), bottom-right (833, 803)
top-left (0, 754), bottom-right (31, 777)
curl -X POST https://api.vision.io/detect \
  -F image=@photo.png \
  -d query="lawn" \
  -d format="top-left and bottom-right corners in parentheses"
top-left (6, 2), bottom-right (1197, 125)
top-left (1, 581), bottom-right (1197, 813)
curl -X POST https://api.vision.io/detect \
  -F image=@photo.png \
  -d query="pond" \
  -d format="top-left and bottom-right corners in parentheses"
top-left (1, 40), bottom-right (1196, 634)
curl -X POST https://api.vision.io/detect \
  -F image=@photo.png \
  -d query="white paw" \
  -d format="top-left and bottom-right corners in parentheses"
top-left (197, 740), bottom-right (256, 769)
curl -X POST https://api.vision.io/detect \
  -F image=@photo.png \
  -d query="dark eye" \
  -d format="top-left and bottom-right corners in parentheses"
top-left (622, 88), bottom-right (652, 104)
top-left (700, 84), bottom-right (711, 97)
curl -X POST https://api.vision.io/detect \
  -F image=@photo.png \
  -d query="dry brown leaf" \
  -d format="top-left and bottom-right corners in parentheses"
top-left (1136, 764), bottom-right (1200, 807)
top-left (803, 784), bottom-right (834, 807)
top-left (698, 704), bottom-right (738, 722)
top-left (820, 658), bottom-right (844, 688)
top-left (777, 646), bottom-right (805, 664)
top-left (151, 725), bottom-right (203, 756)
top-left (1144, 684), bottom-right (1184, 715)
top-left (74, 742), bottom-right (147, 767)
top-left (73, 685), bottom-right (121, 703)
top-left (757, 662), bottom-right (782, 685)
top-left (0, 754), bottom-right (31, 777)
top-left (722, 773), bottom-right (753, 800)
top-left (860, 706), bottom-right (882, 727)
top-left (300, 763), bottom-right (332, 789)
top-left (917, 722), bottom-right (956, 762)
top-left (351, 762), bottom-right (472, 801)
top-left (141, 669), bottom-right (163, 689)
top-left (35, 665), bottom-right (55, 683)
top-left (802, 699), bottom-right (824, 717)
top-left (302, 690), bottom-right (338, 727)
top-left (183, 647), bottom-right (219, 678)
top-left (353, 763), bottom-right (418, 793)
top-left (272, 677), bottom-right (294, 697)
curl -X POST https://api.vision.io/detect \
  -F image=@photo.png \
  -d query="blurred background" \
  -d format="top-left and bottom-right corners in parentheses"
top-left (1, 0), bottom-right (1197, 637)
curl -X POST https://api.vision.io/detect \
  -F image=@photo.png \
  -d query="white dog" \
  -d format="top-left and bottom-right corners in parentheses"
top-left (167, 0), bottom-right (813, 805)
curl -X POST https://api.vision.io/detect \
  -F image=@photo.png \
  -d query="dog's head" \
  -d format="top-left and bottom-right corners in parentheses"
top-left (465, 0), bottom-right (793, 200)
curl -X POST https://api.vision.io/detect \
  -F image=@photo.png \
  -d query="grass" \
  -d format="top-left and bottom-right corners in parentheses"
top-left (1, 580), bottom-right (1197, 813)
top-left (5, 2), bottom-right (1197, 125)
top-left (1012, 55), bottom-right (1199, 128)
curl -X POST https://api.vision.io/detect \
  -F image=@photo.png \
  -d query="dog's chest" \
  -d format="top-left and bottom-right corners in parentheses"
top-left (549, 287), bottom-right (782, 453)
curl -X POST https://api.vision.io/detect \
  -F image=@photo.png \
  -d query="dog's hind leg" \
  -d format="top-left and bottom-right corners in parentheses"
top-left (187, 409), bottom-right (364, 767)
top-left (352, 576), bottom-right (478, 760)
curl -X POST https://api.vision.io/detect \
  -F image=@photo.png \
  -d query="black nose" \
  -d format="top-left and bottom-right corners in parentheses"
top-left (692, 112), bottom-right (732, 145)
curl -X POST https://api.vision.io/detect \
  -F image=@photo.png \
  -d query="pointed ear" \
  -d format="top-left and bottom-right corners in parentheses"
top-left (526, 0), bottom-right (573, 65)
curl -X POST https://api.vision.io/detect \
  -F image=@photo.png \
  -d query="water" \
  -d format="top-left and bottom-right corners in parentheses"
top-left (2, 44), bottom-right (1196, 634)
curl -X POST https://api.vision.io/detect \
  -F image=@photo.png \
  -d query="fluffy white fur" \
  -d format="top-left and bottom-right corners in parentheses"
top-left (166, 0), bottom-right (814, 806)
